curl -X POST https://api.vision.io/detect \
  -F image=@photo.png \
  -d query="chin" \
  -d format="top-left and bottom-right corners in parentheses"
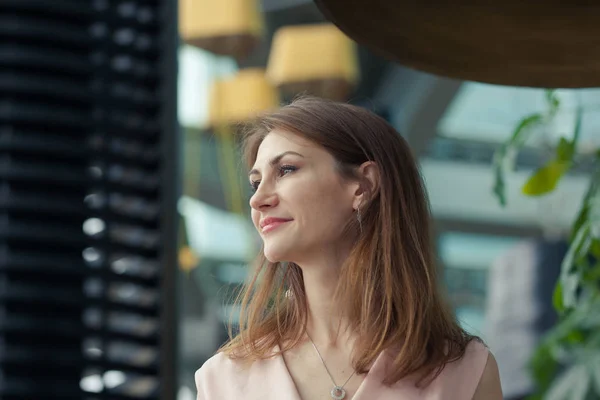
top-left (263, 248), bottom-right (286, 263)
top-left (262, 243), bottom-right (296, 264)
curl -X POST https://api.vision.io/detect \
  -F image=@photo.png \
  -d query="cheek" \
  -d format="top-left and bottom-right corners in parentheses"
top-left (307, 182), bottom-right (353, 225)
top-left (250, 209), bottom-right (260, 229)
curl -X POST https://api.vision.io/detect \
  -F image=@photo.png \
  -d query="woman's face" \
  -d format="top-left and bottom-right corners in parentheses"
top-left (249, 129), bottom-right (358, 263)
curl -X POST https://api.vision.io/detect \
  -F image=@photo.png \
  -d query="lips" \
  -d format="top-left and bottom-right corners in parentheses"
top-left (259, 217), bottom-right (293, 233)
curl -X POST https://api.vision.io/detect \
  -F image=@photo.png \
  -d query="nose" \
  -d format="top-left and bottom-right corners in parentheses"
top-left (249, 182), bottom-right (279, 211)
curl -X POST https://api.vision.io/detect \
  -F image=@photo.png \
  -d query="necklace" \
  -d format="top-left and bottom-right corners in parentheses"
top-left (306, 333), bottom-right (356, 400)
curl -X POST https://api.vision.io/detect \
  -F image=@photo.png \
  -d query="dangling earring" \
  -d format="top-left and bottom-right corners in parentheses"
top-left (356, 207), bottom-right (363, 235)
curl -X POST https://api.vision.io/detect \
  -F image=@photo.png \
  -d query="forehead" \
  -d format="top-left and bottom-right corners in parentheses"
top-left (254, 129), bottom-right (316, 163)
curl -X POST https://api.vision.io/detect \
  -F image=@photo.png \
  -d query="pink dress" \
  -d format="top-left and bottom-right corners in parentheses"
top-left (195, 340), bottom-right (489, 400)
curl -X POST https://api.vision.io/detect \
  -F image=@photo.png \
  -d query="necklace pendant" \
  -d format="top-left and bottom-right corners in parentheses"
top-left (330, 386), bottom-right (346, 400)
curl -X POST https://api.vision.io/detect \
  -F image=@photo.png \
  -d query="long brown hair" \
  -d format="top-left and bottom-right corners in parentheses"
top-left (219, 96), bottom-right (477, 386)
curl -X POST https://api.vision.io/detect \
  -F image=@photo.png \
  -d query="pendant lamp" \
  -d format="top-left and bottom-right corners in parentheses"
top-left (267, 23), bottom-right (359, 100)
top-left (209, 68), bottom-right (279, 128)
top-left (313, 1), bottom-right (600, 88)
top-left (208, 69), bottom-right (278, 215)
top-left (179, 0), bottom-right (263, 62)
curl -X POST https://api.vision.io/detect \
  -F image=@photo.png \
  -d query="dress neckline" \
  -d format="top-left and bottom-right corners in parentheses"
top-left (273, 344), bottom-right (388, 400)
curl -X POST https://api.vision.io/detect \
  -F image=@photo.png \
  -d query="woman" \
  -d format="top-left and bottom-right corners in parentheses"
top-left (195, 96), bottom-right (503, 399)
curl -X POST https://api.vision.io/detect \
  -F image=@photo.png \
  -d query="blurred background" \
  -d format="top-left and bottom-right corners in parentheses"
top-left (3, 0), bottom-right (599, 399)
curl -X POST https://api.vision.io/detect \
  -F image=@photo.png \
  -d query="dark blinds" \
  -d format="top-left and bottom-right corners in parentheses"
top-left (0, 0), bottom-right (179, 399)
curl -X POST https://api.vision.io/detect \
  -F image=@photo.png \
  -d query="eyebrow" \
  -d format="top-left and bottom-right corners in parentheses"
top-left (248, 151), bottom-right (304, 177)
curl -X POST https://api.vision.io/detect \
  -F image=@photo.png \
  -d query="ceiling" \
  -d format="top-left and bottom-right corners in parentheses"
top-left (178, 0), bottom-right (597, 233)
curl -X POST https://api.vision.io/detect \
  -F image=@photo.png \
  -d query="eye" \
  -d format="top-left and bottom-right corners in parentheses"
top-left (249, 165), bottom-right (296, 194)
top-left (278, 165), bottom-right (297, 176)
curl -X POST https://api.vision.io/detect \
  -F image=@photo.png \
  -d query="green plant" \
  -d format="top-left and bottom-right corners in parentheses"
top-left (493, 90), bottom-right (600, 400)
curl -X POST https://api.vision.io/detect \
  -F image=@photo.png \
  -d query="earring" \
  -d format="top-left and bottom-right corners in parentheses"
top-left (356, 207), bottom-right (363, 234)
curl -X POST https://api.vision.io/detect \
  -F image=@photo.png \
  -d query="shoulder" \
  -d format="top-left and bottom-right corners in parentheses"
top-left (194, 350), bottom-right (282, 399)
top-left (443, 339), bottom-right (490, 376)
top-left (194, 353), bottom-right (228, 398)
top-left (195, 352), bottom-right (249, 398)
top-left (195, 352), bottom-right (234, 381)
top-left (471, 351), bottom-right (503, 400)
top-left (424, 339), bottom-right (496, 399)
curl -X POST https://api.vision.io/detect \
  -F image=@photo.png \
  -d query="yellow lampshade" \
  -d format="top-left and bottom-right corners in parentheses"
top-left (209, 68), bottom-right (279, 128)
top-left (179, 0), bottom-right (264, 61)
top-left (178, 246), bottom-right (199, 273)
top-left (266, 23), bottom-right (359, 100)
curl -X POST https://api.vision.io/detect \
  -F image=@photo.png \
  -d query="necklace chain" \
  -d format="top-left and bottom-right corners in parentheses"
top-left (306, 333), bottom-right (356, 398)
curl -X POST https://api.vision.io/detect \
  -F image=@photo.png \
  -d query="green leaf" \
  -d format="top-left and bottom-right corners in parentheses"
top-left (591, 354), bottom-right (600, 394)
top-left (522, 160), bottom-right (570, 196)
top-left (569, 223), bottom-right (592, 269)
top-left (493, 113), bottom-right (545, 207)
top-left (543, 303), bottom-right (589, 343)
top-left (586, 326), bottom-right (600, 346)
top-left (577, 169), bottom-right (600, 240)
top-left (546, 89), bottom-right (561, 115)
top-left (572, 104), bottom-right (583, 146)
top-left (580, 300), bottom-right (600, 329)
top-left (583, 259), bottom-right (600, 281)
top-left (529, 341), bottom-right (560, 395)
top-left (492, 146), bottom-right (507, 207)
top-left (553, 281), bottom-right (565, 313)
top-left (511, 113), bottom-right (544, 147)
top-left (556, 137), bottom-right (576, 163)
top-left (588, 198), bottom-right (600, 239)
top-left (565, 329), bottom-right (586, 344)
top-left (546, 364), bottom-right (591, 400)
top-left (592, 225), bottom-right (600, 242)
top-left (572, 205), bottom-right (590, 243)
top-left (560, 223), bottom-right (591, 309)
top-left (561, 274), bottom-right (581, 311)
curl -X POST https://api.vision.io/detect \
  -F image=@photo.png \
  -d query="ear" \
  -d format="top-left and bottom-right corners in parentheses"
top-left (352, 161), bottom-right (380, 210)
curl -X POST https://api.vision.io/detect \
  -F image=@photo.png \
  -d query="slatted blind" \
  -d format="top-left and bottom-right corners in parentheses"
top-left (0, 0), bottom-right (178, 398)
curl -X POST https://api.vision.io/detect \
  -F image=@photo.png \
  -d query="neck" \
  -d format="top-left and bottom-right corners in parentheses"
top-left (296, 247), bottom-right (355, 349)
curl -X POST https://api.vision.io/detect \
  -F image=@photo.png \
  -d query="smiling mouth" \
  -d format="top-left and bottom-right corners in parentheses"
top-left (261, 220), bottom-right (291, 233)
